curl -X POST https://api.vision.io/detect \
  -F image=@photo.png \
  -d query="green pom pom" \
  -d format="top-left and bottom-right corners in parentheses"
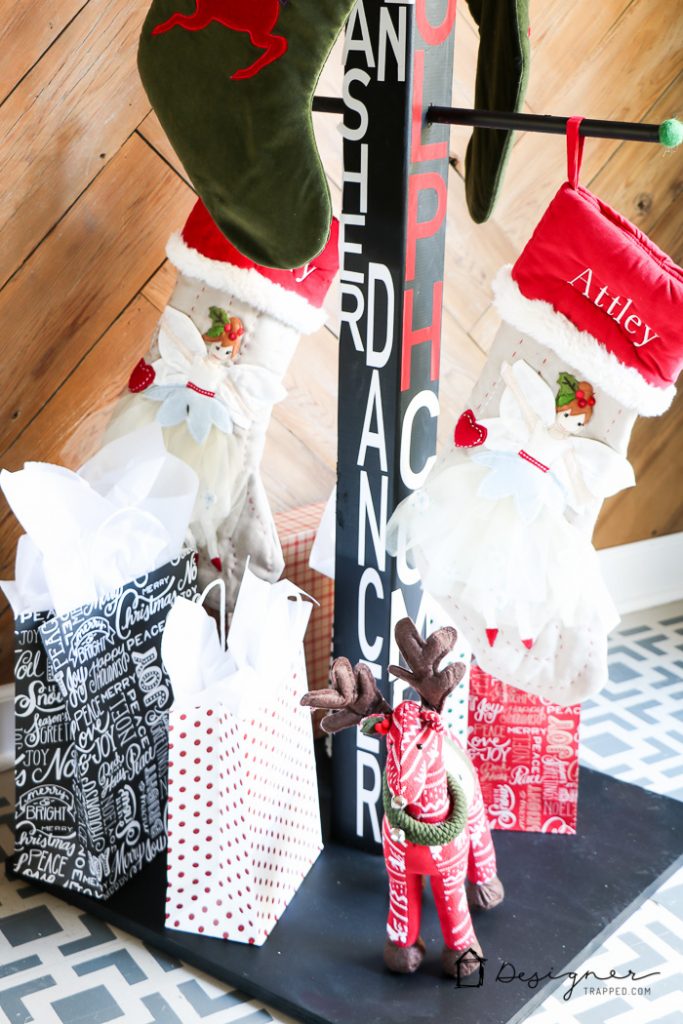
top-left (659, 119), bottom-right (683, 149)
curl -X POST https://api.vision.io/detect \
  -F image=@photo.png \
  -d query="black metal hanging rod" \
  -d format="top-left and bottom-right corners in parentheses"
top-left (312, 97), bottom-right (346, 114)
top-left (311, 97), bottom-right (671, 144)
top-left (428, 107), bottom-right (664, 142)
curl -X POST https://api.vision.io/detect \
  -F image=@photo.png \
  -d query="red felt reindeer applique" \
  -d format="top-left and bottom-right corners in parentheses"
top-left (301, 619), bottom-right (505, 979)
top-left (152, 0), bottom-right (288, 80)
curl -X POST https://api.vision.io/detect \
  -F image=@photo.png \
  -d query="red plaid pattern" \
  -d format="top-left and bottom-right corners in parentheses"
top-left (274, 504), bottom-right (334, 734)
top-left (467, 666), bottom-right (580, 835)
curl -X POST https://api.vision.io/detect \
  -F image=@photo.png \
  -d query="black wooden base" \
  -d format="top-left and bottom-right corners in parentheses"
top-left (8, 768), bottom-right (683, 1024)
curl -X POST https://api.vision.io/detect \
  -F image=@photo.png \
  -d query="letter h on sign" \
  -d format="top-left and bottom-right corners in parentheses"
top-left (334, 0), bottom-right (455, 851)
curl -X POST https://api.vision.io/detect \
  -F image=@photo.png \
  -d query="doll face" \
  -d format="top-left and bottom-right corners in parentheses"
top-left (555, 407), bottom-right (586, 434)
top-left (205, 340), bottom-right (235, 364)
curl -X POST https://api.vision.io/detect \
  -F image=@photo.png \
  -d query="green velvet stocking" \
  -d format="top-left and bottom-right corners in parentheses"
top-left (138, 0), bottom-right (353, 269)
top-left (464, 0), bottom-right (531, 224)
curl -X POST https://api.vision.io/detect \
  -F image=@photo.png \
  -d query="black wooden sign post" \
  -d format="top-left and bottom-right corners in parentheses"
top-left (333, 0), bottom-right (456, 851)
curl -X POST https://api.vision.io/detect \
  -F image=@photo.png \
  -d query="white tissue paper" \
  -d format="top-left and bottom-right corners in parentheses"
top-left (163, 567), bottom-right (323, 945)
top-left (308, 485), bottom-right (336, 579)
top-left (0, 535), bottom-right (52, 616)
top-left (0, 424), bottom-right (198, 616)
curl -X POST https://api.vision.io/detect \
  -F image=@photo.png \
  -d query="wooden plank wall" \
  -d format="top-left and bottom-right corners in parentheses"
top-left (0, 1), bottom-right (681, 680)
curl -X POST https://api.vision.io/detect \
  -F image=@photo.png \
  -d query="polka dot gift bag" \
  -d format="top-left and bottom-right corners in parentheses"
top-left (161, 569), bottom-right (323, 945)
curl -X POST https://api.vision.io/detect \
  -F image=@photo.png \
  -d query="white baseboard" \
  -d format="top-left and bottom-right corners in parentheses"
top-left (598, 532), bottom-right (683, 616)
top-left (0, 683), bottom-right (14, 772)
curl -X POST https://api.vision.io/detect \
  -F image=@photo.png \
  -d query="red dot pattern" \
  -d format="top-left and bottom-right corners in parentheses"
top-left (165, 657), bottom-right (322, 947)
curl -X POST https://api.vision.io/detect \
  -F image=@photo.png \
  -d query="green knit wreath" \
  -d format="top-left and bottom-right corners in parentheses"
top-left (382, 771), bottom-right (468, 847)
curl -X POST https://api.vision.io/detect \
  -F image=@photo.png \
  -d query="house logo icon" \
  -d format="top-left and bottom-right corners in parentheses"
top-left (454, 948), bottom-right (487, 987)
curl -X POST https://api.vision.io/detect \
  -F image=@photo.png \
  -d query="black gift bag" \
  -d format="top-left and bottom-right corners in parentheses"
top-left (14, 609), bottom-right (80, 885)
top-left (13, 551), bottom-right (197, 898)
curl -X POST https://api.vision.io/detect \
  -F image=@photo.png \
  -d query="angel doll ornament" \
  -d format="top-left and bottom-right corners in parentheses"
top-left (389, 361), bottom-right (634, 669)
top-left (110, 304), bottom-right (286, 568)
top-left (105, 199), bottom-right (339, 607)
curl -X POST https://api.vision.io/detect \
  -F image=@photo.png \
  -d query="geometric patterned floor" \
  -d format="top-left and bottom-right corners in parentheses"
top-left (527, 601), bottom-right (683, 1024)
top-left (524, 866), bottom-right (683, 1024)
top-left (1, 603), bottom-right (682, 1024)
top-left (581, 604), bottom-right (683, 803)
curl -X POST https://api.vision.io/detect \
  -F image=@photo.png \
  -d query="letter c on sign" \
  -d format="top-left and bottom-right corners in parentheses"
top-left (358, 567), bottom-right (384, 662)
top-left (400, 390), bottom-right (439, 489)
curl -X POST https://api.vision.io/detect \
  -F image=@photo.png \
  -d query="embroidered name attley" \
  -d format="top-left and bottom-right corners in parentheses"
top-left (567, 268), bottom-right (659, 348)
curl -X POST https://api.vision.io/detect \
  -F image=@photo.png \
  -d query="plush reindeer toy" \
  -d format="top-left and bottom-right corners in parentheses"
top-left (301, 618), bottom-right (504, 977)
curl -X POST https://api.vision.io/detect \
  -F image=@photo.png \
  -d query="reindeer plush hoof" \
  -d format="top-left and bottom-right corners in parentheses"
top-left (442, 940), bottom-right (483, 978)
top-left (466, 875), bottom-right (505, 911)
top-left (384, 937), bottom-right (425, 974)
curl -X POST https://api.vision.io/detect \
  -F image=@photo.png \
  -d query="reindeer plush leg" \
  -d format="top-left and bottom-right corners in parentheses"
top-left (384, 869), bottom-right (425, 974)
top-left (430, 871), bottom-right (482, 978)
top-left (465, 777), bottom-right (505, 911)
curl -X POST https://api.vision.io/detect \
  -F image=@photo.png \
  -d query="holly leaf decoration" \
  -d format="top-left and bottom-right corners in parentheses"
top-left (556, 371), bottom-right (579, 408)
top-left (204, 306), bottom-right (230, 340)
top-left (361, 715), bottom-right (387, 736)
top-left (208, 306), bottom-right (229, 325)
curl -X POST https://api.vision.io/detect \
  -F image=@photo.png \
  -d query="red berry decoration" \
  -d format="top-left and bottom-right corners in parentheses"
top-left (225, 317), bottom-right (245, 348)
top-left (128, 358), bottom-right (155, 393)
top-left (575, 389), bottom-right (584, 399)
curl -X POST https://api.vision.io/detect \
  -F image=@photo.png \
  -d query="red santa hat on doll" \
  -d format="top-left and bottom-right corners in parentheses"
top-left (493, 117), bottom-right (683, 416)
top-left (166, 200), bottom-right (339, 335)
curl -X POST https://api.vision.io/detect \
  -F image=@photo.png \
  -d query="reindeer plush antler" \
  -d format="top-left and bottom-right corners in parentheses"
top-left (300, 657), bottom-right (392, 734)
top-left (390, 618), bottom-right (466, 714)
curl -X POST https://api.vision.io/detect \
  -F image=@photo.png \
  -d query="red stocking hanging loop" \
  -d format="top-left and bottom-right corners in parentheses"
top-left (566, 115), bottom-right (585, 188)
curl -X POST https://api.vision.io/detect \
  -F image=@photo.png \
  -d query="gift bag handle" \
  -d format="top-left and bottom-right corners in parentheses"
top-left (567, 116), bottom-right (585, 189)
top-left (198, 578), bottom-right (226, 651)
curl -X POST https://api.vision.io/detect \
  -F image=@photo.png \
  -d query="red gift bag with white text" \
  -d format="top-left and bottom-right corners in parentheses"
top-left (468, 666), bottom-right (580, 834)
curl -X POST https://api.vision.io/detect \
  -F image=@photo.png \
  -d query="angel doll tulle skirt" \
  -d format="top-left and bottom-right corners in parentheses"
top-left (387, 453), bottom-right (620, 641)
top-left (104, 394), bottom-right (244, 557)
